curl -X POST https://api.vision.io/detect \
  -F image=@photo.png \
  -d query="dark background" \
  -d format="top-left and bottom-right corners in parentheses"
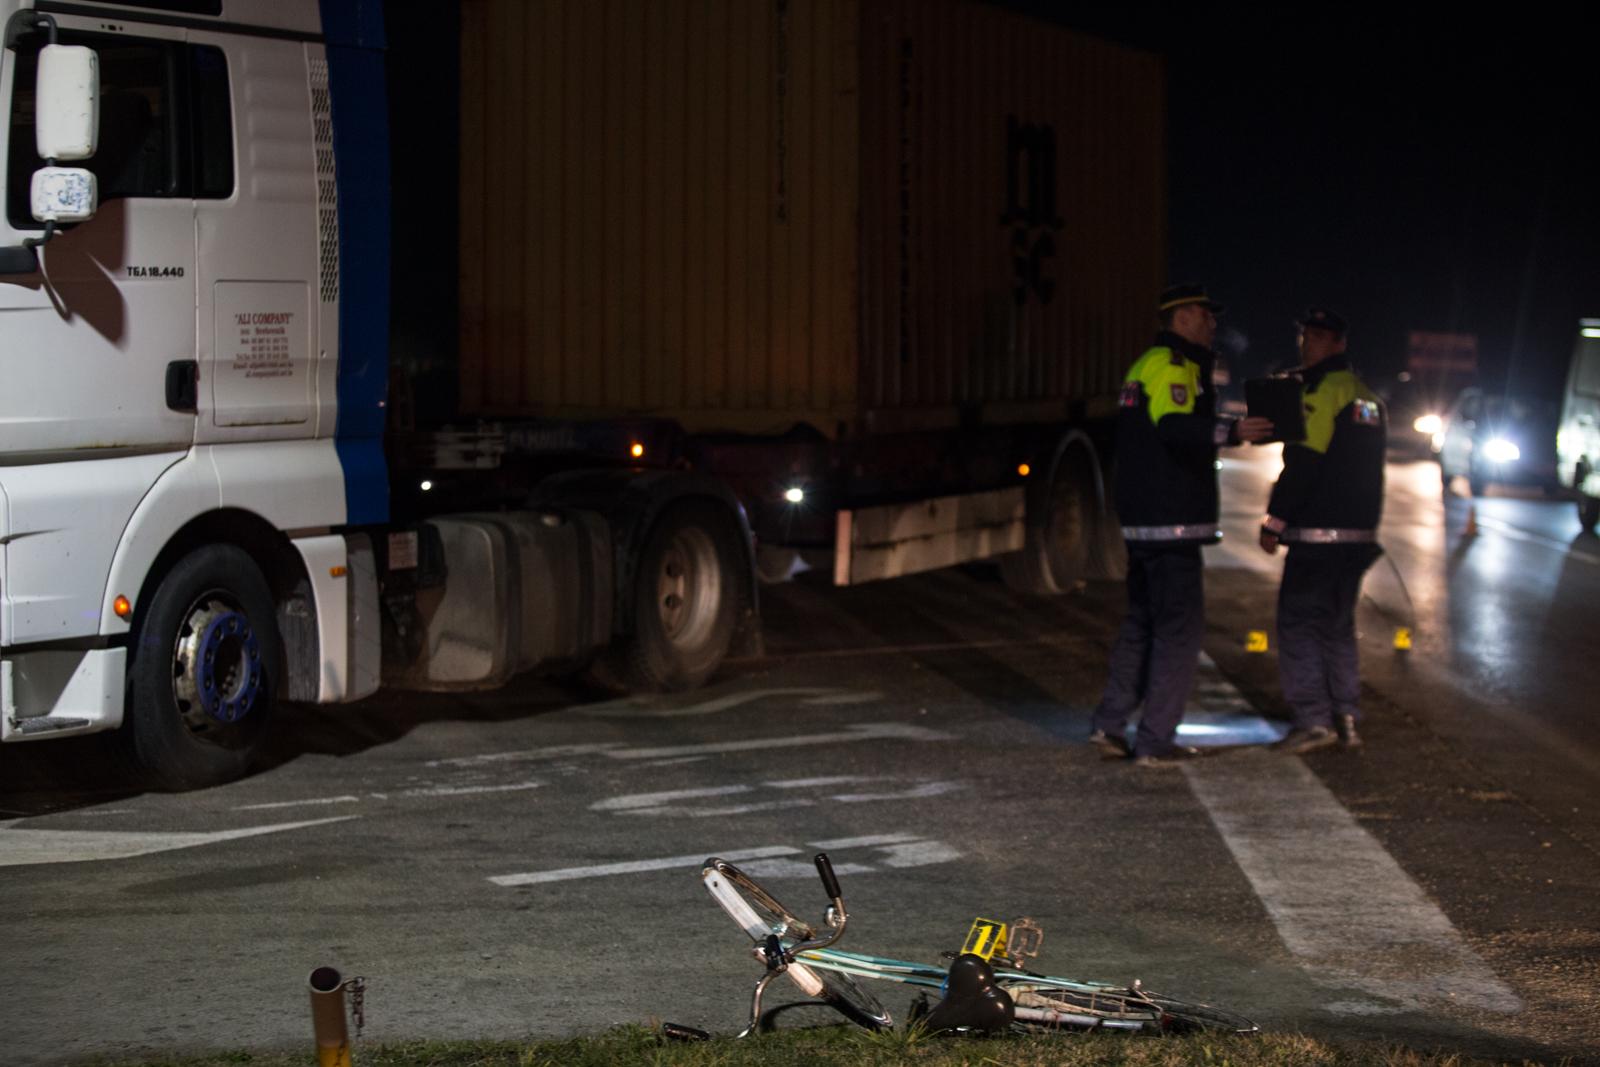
top-left (385, 3), bottom-right (1599, 414)
top-left (1017, 3), bottom-right (1598, 398)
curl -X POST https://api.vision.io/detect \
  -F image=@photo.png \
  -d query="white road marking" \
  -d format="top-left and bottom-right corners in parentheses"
top-left (877, 840), bottom-right (964, 867)
top-left (830, 781), bottom-right (964, 803)
top-left (0, 816), bottom-right (359, 867)
top-left (426, 743), bottom-right (625, 769)
top-left (738, 857), bottom-right (875, 879)
top-left (489, 845), bottom-right (799, 886)
top-left (604, 722), bottom-right (955, 760)
top-left (489, 833), bottom-right (963, 887)
top-left (592, 786), bottom-right (754, 811)
top-left (618, 799), bottom-right (815, 818)
top-left (232, 781), bottom-right (543, 811)
top-left (766, 776), bottom-right (871, 789)
top-left (1185, 753), bottom-right (1522, 1014)
top-left (236, 795), bottom-right (363, 811)
top-left (395, 781), bottom-right (543, 799)
top-left (592, 778), bottom-right (964, 817)
top-left (579, 687), bottom-right (877, 718)
top-left (809, 832), bottom-right (924, 849)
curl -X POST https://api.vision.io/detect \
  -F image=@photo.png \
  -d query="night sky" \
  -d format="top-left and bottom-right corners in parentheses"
top-left (1030, 3), bottom-right (1599, 399)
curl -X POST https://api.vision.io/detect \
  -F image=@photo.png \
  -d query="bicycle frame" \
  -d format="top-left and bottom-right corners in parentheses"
top-left (797, 947), bottom-right (1174, 1031)
top-left (698, 852), bottom-right (1257, 1037)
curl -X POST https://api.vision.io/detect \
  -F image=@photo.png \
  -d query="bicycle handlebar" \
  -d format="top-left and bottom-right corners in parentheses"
top-left (814, 853), bottom-right (842, 901)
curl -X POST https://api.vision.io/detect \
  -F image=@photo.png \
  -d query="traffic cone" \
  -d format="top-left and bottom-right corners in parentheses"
top-left (1463, 504), bottom-right (1478, 537)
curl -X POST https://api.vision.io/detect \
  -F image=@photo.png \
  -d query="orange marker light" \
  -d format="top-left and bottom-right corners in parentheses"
top-left (630, 442), bottom-right (645, 459)
top-left (1017, 463), bottom-right (1031, 477)
top-left (113, 595), bottom-right (132, 619)
top-left (329, 566), bottom-right (348, 578)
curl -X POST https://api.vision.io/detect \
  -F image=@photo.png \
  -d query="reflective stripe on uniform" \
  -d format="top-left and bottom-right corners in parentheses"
top-left (1122, 524), bottom-right (1223, 542)
top-left (1281, 527), bottom-right (1377, 543)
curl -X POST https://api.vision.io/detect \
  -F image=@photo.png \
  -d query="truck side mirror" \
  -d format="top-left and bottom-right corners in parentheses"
top-left (31, 44), bottom-right (98, 224)
top-left (36, 44), bottom-right (99, 161)
top-left (0, 39), bottom-right (100, 273)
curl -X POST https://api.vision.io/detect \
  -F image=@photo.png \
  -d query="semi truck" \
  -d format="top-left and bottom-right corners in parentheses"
top-left (0, 0), bottom-right (1163, 789)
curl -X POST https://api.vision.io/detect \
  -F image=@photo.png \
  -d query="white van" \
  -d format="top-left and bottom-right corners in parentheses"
top-left (1556, 318), bottom-right (1600, 530)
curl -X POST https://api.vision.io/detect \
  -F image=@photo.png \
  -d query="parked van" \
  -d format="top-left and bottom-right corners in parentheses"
top-left (1556, 318), bottom-right (1600, 530)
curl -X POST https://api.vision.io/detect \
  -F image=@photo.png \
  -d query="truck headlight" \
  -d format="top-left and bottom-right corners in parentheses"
top-left (1412, 413), bottom-right (1443, 436)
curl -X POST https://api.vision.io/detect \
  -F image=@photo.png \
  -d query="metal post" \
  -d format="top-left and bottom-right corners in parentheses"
top-left (308, 966), bottom-right (352, 1067)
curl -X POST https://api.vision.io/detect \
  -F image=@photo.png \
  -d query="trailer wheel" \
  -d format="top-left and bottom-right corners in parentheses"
top-left (1001, 441), bottom-right (1095, 594)
top-left (621, 502), bottom-right (743, 691)
top-left (118, 545), bottom-right (280, 790)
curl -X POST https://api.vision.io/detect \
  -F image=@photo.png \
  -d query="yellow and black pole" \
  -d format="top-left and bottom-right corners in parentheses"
top-left (308, 966), bottom-right (363, 1067)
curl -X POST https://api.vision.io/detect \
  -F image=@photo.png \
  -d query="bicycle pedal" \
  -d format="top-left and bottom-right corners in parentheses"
top-left (660, 1022), bottom-right (711, 1042)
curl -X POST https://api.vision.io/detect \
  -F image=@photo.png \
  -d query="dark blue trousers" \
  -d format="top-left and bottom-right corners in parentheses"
top-left (1276, 543), bottom-right (1382, 730)
top-left (1092, 543), bottom-right (1205, 757)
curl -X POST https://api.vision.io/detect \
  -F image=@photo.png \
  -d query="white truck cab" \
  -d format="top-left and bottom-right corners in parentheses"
top-left (0, 0), bottom-right (387, 787)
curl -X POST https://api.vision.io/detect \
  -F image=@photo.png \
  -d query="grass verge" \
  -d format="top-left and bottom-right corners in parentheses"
top-left (74, 1025), bottom-right (1565, 1067)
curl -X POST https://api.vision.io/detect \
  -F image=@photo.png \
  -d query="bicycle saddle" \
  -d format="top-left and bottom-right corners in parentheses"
top-left (923, 953), bottom-right (1015, 1034)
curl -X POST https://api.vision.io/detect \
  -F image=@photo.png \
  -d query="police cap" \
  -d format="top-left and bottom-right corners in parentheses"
top-left (1159, 283), bottom-right (1224, 315)
top-left (1296, 307), bottom-right (1348, 337)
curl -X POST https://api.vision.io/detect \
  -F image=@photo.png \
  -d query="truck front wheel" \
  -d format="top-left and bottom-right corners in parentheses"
top-left (620, 502), bottom-right (744, 691)
top-left (118, 545), bottom-right (280, 790)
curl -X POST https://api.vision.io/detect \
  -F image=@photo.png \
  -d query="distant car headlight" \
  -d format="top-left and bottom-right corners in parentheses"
top-left (1481, 437), bottom-right (1521, 464)
top-left (1412, 413), bottom-right (1443, 436)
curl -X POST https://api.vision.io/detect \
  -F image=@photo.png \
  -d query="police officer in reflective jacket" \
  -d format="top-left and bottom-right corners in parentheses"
top-left (1259, 308), bottom-right (1386, 754)
top-left (1089, 285), bottom-right (1273, 766)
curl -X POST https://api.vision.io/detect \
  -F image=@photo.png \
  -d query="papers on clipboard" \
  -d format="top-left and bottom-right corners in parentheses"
top-left (1245, 377), bottom-right (1306, 443)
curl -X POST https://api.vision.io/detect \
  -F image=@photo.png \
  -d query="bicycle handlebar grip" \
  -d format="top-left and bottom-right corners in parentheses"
top-left (814, 853), bottom-right (842, 900)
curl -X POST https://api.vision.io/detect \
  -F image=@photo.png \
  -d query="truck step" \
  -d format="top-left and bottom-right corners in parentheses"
top-left (11, 716), bottom-right (92, 736)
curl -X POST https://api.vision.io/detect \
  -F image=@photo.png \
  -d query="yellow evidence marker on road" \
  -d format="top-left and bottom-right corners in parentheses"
top-left (1246, 630), bottom-right (1269, 653)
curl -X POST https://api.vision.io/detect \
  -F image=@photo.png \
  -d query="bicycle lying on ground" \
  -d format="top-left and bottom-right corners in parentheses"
top-left (669, 852), bottom-right (1257, 1039)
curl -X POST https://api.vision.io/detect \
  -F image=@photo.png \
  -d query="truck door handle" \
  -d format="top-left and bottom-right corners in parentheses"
top-left (166, 360), bottom-right (198, 412)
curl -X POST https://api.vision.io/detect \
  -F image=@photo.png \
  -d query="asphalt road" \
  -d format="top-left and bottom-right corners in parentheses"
top-left (2, 450), bottom-right (1597, 1065)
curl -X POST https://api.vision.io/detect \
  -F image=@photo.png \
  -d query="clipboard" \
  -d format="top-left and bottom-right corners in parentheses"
top-left (1245, 377), bottom-right (1306, 443)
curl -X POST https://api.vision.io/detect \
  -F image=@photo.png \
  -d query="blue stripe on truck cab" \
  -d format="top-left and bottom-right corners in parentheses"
top-left (320, 0), bottom-right (390, 526)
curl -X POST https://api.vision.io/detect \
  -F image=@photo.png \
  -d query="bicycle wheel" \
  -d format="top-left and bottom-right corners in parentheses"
top-left (814, 969), bottom-right (893, 1031)
top-left (701, 861), bottom-right (891, 1030)
top-left (1005, 985), bottom-right (1164, 1033)
top-left (1137, 991), bottom-right (1257, 1034)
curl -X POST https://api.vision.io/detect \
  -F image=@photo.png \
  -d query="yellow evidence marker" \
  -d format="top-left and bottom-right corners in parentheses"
top-left (962, 918), bottom-right (1009, 961)
top-left (1246, 630), bottom-right (1269, 653)
top-left (1393, 626), bottom-right (1412, 651)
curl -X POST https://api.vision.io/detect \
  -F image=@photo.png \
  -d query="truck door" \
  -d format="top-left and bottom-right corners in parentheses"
top-left (0, 22), bottom-right (208, 458)
top-left (187, 29), bottom-right (326, 443)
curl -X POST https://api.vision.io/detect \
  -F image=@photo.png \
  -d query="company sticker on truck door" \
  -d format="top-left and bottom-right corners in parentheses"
top-left (212, 282), bottom-right (314, 427)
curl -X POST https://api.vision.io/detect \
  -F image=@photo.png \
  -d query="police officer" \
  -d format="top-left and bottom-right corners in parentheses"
top-left (1259, 308), bottom-right (1386, 754)
top-left (1089, 285), bottom-right (1273, 766)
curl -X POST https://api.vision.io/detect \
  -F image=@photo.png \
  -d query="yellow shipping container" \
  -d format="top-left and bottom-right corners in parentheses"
top-left (459, 0), bottom-right (1163, 439)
